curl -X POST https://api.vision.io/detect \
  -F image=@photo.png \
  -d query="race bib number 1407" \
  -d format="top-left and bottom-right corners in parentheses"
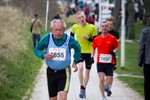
top-left (49, 48), bottom-right (66, 61)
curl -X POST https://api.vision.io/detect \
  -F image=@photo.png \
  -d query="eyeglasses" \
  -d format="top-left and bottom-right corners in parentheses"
top-left (54, 29), bottom-right (63, 33)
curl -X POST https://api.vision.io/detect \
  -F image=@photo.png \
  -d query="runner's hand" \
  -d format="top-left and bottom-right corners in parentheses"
top-left (72, 62), bottom-right (78, 72)
top-left (89, 57), bottom-right (94, 64)
top-left (82, 34), bottom-right (89, 40)
top-left (110, 50), bottom-right (116, 56)
top-left (113, 66), bottom-right (117, 70)
top-left (44, 54), bottom-right (54, 60)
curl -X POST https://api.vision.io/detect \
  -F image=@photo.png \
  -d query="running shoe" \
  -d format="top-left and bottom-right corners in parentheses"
top-left (104, 86), bottom-right (109, 92)
top-left (107, 90), bottom-right (112, 96)
top-left (102, 96), bottom-right (107, 100)
top-left (79, 89), bottom-right (86, 98)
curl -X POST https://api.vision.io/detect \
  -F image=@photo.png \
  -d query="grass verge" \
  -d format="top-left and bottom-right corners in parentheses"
top-left (0, 7), bottom-right (43, 100)
top-left (115, 42), bottom-right (144, 97)
top-left (0, 50), bottom-right (42, 100)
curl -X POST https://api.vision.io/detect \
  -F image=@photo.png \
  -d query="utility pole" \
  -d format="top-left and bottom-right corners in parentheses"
top-left (120, 0), bottom-right (126, 68)
top-left (45, 0), bottom-right (49, 31)
top-left (98, 0), bottom-right (101, 29)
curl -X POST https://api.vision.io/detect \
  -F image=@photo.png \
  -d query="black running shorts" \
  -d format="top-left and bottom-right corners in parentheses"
top-left (79, 53), bottom-right (92, 70)
top-left (97, 63), bottom-right (113, 76)
top-left (47, 67), bottom-right (71, 97)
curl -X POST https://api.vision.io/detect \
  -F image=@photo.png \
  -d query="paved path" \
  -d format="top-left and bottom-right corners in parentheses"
top-left (30, 61), bottom-right (144, 100)
top-left (29, 27), bottom-right (144, 100)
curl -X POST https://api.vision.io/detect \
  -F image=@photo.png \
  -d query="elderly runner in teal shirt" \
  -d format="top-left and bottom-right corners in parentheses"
top-left (34, 19), bottom-right (81, 100)
top-left (34, 33), bottom-right (81, 63)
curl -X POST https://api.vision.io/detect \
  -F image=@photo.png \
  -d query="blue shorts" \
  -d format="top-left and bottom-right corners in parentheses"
top-left (97, 63), bottom-right (113, 76)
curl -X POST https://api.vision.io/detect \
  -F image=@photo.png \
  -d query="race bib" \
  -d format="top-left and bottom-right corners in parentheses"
top-left (49, 48), bottom-right (66, 61)
top-left (99, 54), bottom-right (112, 63)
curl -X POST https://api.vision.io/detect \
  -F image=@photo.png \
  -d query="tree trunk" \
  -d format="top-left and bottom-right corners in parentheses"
top-left (142, 0), bottom-right (150, 25)
top-left (127, 0), bottom-right (135, 39)
top-left (112, 0), bottom-right (121, 31)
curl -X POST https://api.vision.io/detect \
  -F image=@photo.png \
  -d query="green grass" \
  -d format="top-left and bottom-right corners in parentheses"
top-left (115, 42), bottom-right (144, 97)
top-left (134, 22), bottom-right (146, 40)
top-left (0, 11), bottom-right (75, 99)
top-left (0, 50), bottom-right (42, 100)
top-left (66, 23), bottom-right (75, 28)
top-left (116, 42), bottom-right (143, 75)
top-left (0, 7), bottom-right (43, 100)
top-left (114, 22), bottom-right (145, 97)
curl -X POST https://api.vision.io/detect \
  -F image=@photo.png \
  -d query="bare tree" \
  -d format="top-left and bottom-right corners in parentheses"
top-left (112, 0), bottom-right (121, 31)
top-left (0, 0), bottom-right (10, 6)
top-left (9, 0), bottom-right (61, 21)
top-left (142, 0), bottom-right (150, 25)
top-left (112, 0), bottom-right (136, 39)
top-left (127, 0), bottom-right (135, 39)
top-left (0, 0), bottom-right (6, 6)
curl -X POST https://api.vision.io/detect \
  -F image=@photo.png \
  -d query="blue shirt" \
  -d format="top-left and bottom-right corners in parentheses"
top-left (34, 33), bottom-right (81, 65)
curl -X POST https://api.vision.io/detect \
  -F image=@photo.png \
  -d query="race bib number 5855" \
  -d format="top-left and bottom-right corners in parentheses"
top-left (99, 54), bottom-right (112, 63)
top-left (49, 48), bottom-right (66, 61)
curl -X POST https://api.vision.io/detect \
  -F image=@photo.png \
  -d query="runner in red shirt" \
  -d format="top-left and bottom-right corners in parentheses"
top-left (90, 21), bottom-right (119, 100)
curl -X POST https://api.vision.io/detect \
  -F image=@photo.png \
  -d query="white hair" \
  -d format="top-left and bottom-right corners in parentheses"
top-left (50, 19), bottom-right (66, 29)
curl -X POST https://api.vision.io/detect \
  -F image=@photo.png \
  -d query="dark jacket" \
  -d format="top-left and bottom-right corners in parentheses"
top-left (138, 25), bottom-right (150, 66)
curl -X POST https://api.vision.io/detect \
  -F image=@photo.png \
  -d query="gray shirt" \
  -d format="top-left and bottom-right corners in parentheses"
top-left (138, 25), bottom-right (150, 65)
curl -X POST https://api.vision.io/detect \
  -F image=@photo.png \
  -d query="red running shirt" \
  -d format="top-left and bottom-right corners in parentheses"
top-left (92, 34), bottom-right (119, 64)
